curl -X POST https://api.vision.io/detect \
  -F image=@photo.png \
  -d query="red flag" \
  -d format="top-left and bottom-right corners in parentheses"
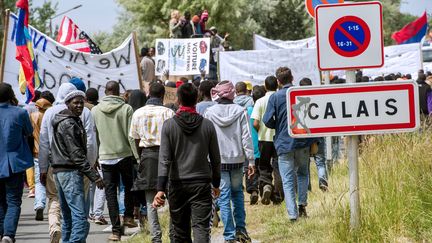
top-left (392, 12), bottom-right (428, 44)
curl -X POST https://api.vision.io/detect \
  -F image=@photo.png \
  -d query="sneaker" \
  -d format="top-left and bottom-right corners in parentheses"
top-left (27, 189), bottom-right (35, 198)
top-left (224, 240), bottom-right (236, 243)
top-left (50, 230), bottom-right (61, 243)
top-left (319, 178), bottom-right (328, 192)
top-left (236, 230), bottom-right (252, 243)
top-left (123, 217), bottom-right (138, 228)
top-left (107, 234), bottom-right (121, 241)
top-left (94, 216), bottom-right (108, 225)
top-left (299, 205), bottom-right (307, 218)
top-left (250, 191), bottom-right (258, 205)
top-left (1, 236), bottom-right (13, 243)
top-left (35, 208), bottom-right (44, 221)
top-left (261, 185), bottom-right (272, 205)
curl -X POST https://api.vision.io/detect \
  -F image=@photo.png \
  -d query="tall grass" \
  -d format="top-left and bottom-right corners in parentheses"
top-left (129, 126), bottom-right (432, 242)
top-left (334, 127), bottom-right (432, 242)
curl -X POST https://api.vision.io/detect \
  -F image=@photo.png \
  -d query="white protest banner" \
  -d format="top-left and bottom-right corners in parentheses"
top-left (218, 48), bottom-right (321, 86)
top-left (253, 34), bottom-right (316, 50)
top-left (2, 12), bottom-right (141, 104)
top-left (155, 38), bottom-right (210, 76)
top-left (362, 43), bottom-right (421, 77)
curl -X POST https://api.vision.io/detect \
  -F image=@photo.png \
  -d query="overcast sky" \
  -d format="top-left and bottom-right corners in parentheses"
top-left (32, 0), bottom-right (120, 34)
top-left (400, 0), bottom-right (432, 16)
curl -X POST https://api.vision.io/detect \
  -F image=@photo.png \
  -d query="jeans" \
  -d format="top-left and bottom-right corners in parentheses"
top-left (102, 157), bottom-right (134, 236)
top-left (34, 159), bottom-right (47, 210)
top-left (313, 139), bottom-right (328, 183)
top-left (278, 147), bottom-right (310, 220)
top-left (219, 168), bottom-right (246, 241)
top-left (92, 169), bottom-right (105, 219)
top-left (118, 178), bottom-right (125, 215)
top-left (168, 183), bottom-right (212, 243)
top-left (54, 170), bottom-right (89, 243)
top-left (135, 190), bottom-right (161, 242)
top-left (0, 172), bottom-right (24, 239)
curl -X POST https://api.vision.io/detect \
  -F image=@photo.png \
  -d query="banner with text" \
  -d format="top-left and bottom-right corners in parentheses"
top-left (155, 38), bottom-right (210, 76)
top-left (3, 13), bottom-right (140, 104)
top-left (253, 34), bottom-right (316, 50)
top-left (219, 48), bottom-right (321, 86)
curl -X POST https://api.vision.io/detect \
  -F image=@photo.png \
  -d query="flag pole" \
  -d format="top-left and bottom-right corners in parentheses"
top-left (0, 9), bottom-right (10, 84)
top-left (132, 31), bottom-right (143, 91)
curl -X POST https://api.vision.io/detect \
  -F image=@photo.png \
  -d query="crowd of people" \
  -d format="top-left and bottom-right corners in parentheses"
top-left (1, 63), bottom-right (431, 243)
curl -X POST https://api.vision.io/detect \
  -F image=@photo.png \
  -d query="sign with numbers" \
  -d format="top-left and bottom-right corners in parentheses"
top-left (315, 1), bottom-right (383, 70)
top-left (305, 0), bottom-right (344, 18)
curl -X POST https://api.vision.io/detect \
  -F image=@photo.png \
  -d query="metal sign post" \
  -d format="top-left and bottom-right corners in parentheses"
top-left (345, 70), bottom-right (360, 229)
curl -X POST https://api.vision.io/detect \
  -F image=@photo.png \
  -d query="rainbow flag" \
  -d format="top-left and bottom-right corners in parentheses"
top-left (15, 0), bottom-right (41, 103)
top-left (391, 12), bottom-right (428, 45)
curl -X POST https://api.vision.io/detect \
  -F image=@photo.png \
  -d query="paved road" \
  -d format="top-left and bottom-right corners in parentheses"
top-left (15, 190), bottom-right (138, 243)
top-left (15, 190), bottom-right (259, 243)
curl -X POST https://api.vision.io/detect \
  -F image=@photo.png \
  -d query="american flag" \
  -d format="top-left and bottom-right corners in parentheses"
top-left (56, 16), bottom-right (102, 54)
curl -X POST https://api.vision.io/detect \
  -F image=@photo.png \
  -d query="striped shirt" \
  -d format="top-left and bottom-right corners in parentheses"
top-left (129, 105), bottom-right (175, 147)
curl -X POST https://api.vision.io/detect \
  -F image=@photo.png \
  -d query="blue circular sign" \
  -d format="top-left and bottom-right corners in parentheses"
top-left (329, 16), bottom-right (371, 57)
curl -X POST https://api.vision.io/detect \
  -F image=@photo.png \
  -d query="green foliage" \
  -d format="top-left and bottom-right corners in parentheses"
top-left (30, 1), bottom-right (58, 36)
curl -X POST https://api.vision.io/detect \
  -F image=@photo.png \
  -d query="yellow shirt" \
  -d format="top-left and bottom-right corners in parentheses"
top-left (251, 91), bottom-right (276, 142)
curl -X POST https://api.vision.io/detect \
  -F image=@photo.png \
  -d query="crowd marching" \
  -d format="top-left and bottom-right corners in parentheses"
top-left (2, 6), bottom-right (432, 243)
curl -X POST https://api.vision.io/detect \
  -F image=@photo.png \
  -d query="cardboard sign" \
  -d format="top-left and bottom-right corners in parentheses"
top-left (163, 86), bottom-right (177, 105)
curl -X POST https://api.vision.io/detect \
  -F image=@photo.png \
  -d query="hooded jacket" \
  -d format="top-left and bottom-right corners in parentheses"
top-left (50, 109), bottom-right (100, 182)
top-left (91, 95), bottom-right (138, 161)
top-left (234, 95), bottom-right (254, 108)
top-left (204, 103), bottom-right (255, 165)
top-left (157, 112), bottom-right (221, 192)
top-left (38, 83), bottom-right (97, 173)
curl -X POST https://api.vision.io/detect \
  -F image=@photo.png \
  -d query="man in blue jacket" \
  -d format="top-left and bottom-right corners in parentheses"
top-left (263, 67), bottom-right (311, 221)
top-left (0, 83), bottom-right (34, 243)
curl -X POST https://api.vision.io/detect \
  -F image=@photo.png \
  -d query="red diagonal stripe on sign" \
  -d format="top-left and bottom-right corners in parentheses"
top-left (336, 25), bottom-right (364, 50)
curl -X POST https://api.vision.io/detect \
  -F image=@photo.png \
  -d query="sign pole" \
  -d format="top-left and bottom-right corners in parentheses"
top-left (0, 9), bottom-right (10, 84)
top-left (323, 71), bottom-right (333, 169)
top-left (346, 70), bottom-right (360, 229)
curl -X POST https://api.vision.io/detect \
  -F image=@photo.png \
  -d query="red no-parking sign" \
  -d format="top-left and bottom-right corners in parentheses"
top-left (305, 0), bottom-right (344, 18)
top-left (315, 2), bottom-right (383, 70)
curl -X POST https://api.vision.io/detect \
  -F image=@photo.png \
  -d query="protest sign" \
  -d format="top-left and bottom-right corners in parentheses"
top-left (253, 34), bottom-right (316, 50)
top-left (1, 12), bottom-right (141, 104)
top-left (163, 86), bottom-right (177, 105)
top-left (219, 48), bottom-right (321, 86)
top-left (155, 38), bottom-right (210, 76)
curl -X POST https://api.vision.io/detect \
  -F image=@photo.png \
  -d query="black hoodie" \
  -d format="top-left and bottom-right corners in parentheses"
top-left (50, 109), bottom-right (100, 182)
top-left (157, 112), bottom-right (221, 191)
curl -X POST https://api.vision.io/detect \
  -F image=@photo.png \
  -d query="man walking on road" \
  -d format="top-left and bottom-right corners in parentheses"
top-left (153, 83), bottom-right (221, 242)
top-left (39, 82), bottom-right (98, 243)
top-left (0, 83), bottom-right (34, 243)
top-left (51, 90), bottom-right (104, 243)
top-left (129, 83), bottom-right (175, 242)
top-left (251, 76), bottom-right (284, 205)
top-left (91, 81), bottom-right (139, 241)
top-left (204, 81), bottom-right (255, 243)
top-left (263, 67), bottom-right (312, 221)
